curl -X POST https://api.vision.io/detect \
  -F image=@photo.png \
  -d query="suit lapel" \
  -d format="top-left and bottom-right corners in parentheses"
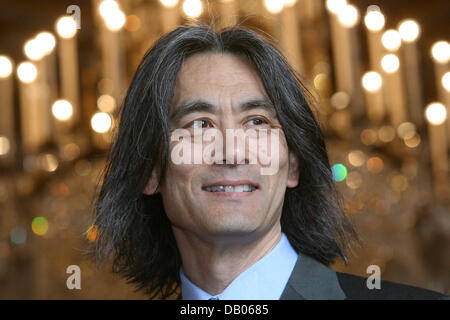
top-left (280, 252), bottom-right (346, 300)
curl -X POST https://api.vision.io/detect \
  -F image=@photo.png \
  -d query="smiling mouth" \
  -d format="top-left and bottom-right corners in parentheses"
top-left (202, 185), bottom-right (258, 193)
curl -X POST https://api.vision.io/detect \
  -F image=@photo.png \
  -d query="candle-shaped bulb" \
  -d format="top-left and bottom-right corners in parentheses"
top-left (0, 55), bottom-right (13, 78)
top-left (17, 62), bottom-right (37, 83)
top-left (183, 0), bottom-right (203, 18)
top-left (382, 29), bottom-right (401, 51)
top-left (24, 39), bottom-right (46, 61)
top-left (442, 72), bottom-right (450, 92)
top-left (431, 41), bottom-right (450, 64)
top-left (364, 10), bottom-right (385, 31)
top-left (91, 112), bottom-right (112, 133)
top-left (398, 20), bottom-right (420, 43)
top-left (425, 102), bottom-right (447, 125)
top-left (36, 32), bottom-right (56, 55)
top-left (362, 71), bottom-right (382, 92)
top-left (160, 0), bottom-right (179, 8)
top-left (338, 4), bottom-right (359, 28)
top-left (326, 0), bottom-right (347, 14)
top-left (381, 54), bottom-right (400, 73)
top-left (56, 16), bottom-right (78, 38)
top-left (52, 100), bottom-right (73, 121)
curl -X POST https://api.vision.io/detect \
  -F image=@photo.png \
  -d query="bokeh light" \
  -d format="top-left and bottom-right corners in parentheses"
top-left (330, 91), bottom-right (350, 109)
top-left (397, 122), bottom-right (416, 140)
top-left (364, 9), bottom-right (385, 31)
top-left (346, 171), bottom-right (363, 189)
top-left (442, 72), bottom-right (450, 92)
top-left (381, 29), bottom-right (401, 51)
top-left (10, 227), bottom-right (27, 245)
top-left (97, 94), bottom-right (117, 113)
top-left (381, 54), bottom-right (400, 73)
top-left (0, 136), bottom-right (10, 156)
top-left (360, 129), bottom-right (377, 145)
top-left (32, 217), bottom-right (49, 236)
top-left (362, 71), bottom-right (382, 92)
top-left (332, 163), bottom-right (348, 181)
top-left (338, 4), bottom-right (359, 28)
top-left (377, 125), bottom-right (395, 143)
top-left (425, 103), bottom-right (447, 125)
top-left (398, 20), bottom-right (420, 42)
top-left (367, 156), bottom-right (384, 173)
top-left (160, 0), bottom-right (179, 8)
top-left (91, 112), bottom-right (112, 133)
top-left (52, 100), bottom-right (73, 121)
top-left (17, 62), bottom-right (37, 83)
top-left (431, 41), bottom-right (450, 63)
top-left (183, 0), bottom-right (203, 18)
top-left (326, 0), bottom-right (347, 15)
top-left (56, 16), bottom-right (78, 38)
top-left (348, 150), bottom-right (366, 167)
top-left (0, 55), bottom-right (13, 78)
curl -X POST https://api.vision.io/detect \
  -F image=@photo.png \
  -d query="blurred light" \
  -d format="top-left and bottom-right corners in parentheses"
top-left (24, 39), bottom-right (45, 61)
top-left (36, 32), bottom-right (56, 55)
top-left (265, 0), bottom-right (284, 14)
top-left (364, 10), bottom-right (384, 31)
top-left (346, 171), bottom-right (363, 189)
top-left (52, 99), bottom-right (73, 121)
top-left (398, 20), bottom-right (420, 42)
top-left (397, 122), bottom-right (416, 139)
top-left (23, 155), bottom-right (40, 173)
top-left (61, 143), bottom-right (80, 161)
top-left (283, 0), bottom-right (297, 8)
top-left (183, 0), bottom-right (203, 18)
top-left (362, 71), bottom-right (382, 92)
top-left (330, 91), bottom-right (350, 109)
top-left (348, 150), bottom-right (366, 167)
top-left (56, 16), bottom-right (78, 38)
top-left (431, 41), bottom-right (450, 63)
top-left (381, 29), bottom-right (401, 51)
top-left (91, 112), bottom-right (112, 133)
top-left (332, 163), bottom-right (347, 182)
top-left (32, 217), bottom-right (49, 236)
top-left (367, 156), bottom-right (384, 173)
top-left (338, 4), bottom-right (359, 28)
top-left (313, 73), bottom-right (328, 91)
top-left (425, 102), bottom-right (447, 125)
top-left (381, 54), bottom-right (400, 73)
top-left (86, 224), bottom-right (99, 242)
top-left (40, 153), bottom-right (59, 172)
top-left (17, 62), bottom-right (37, 83)
top-left (99, 0), bottom-right (119, 18)
top-left (442, 72), bottom-right (450, 92)
top-left (104, 9), bottom-right (126, 31)
top-left (360, 128), bottom-right (377, 145)
top-left (403, 133), bottom-right (421, 148)
top-left (75, 160), bottom-right (92, 176)
top-left (10, 227), bottom-right (27, 245)
top-left (390, 174), bottom-right (408, 192)
top-left (0, 136), bottom-right (10, 156)
top-left (325, 0), bottom-right (347, 14)
top-left (97, 94), bottom-right (117, 112)
top-left (0, 55), bottom-right (13, 78)
top-left (160, 0), bottom-right (179, 8)
top-left (125, 15), bottom-right (141, 32)
top-left (377, 125), bottom-right (395, 143)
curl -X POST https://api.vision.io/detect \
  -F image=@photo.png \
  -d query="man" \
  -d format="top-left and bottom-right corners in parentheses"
top-left (92, 25), bottom-right (448, 300)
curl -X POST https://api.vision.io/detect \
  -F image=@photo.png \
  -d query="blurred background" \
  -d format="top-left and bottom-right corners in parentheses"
top-left (0, 0), bottom-right (449, 299)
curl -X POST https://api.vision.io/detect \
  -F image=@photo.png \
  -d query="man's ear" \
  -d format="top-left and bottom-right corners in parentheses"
top-left (287, 150), bottom-right (299, 188)
top-left (142, 166), bottom-right (161, 195)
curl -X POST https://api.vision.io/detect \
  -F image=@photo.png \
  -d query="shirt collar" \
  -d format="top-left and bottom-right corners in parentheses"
top-left (179, 232), bottom-right (298, 300)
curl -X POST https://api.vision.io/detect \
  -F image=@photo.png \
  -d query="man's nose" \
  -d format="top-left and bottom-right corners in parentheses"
top-left (218, 124), bottom-right (249, 166)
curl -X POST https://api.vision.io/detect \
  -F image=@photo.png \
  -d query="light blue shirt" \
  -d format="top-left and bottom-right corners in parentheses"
top-left (179, 232), bottom-right (299, 300)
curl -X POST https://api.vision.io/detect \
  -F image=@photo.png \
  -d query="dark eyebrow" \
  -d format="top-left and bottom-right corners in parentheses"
top-left (169, 98), bottom-right (277, 124)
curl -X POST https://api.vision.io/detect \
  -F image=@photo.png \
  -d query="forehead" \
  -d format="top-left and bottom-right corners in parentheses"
top-left (170, 52), bottom-right (269, 108)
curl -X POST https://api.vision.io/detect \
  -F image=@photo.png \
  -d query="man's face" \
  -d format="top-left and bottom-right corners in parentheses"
top-left (144, 52), bottom-right (299, 242)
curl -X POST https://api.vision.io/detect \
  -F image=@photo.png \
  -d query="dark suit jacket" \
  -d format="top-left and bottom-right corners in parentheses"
top-left (178, 252), bottom-right (449, 300)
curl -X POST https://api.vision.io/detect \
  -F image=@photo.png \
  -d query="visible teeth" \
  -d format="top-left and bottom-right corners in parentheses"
top-left (204, 185), bottom-right (256, 192)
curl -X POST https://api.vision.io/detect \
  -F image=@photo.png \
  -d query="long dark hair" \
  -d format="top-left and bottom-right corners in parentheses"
top-left (92, 24), bottom-right (359, 299)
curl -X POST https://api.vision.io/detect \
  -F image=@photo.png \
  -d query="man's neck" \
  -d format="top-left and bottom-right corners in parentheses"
top-left (173, 225), bottom-right (282, 296)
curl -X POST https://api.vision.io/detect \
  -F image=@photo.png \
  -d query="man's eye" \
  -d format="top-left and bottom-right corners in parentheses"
top-left (191, 119), bottom-right (212, 129)
top-left (246, 118), bottom-right (267, 126)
